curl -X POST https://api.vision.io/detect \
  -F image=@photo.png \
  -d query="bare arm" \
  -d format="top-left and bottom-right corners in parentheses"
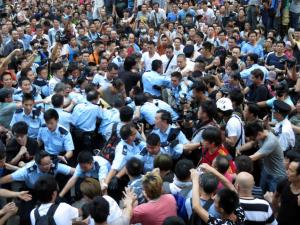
top-left (59, 175), bottom-right (78, 198)
top-left (0, 175), bottom-right (13, 185)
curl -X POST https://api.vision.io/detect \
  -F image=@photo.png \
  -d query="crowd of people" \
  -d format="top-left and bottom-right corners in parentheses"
top-left (0, 0), bottom-right (300, 224)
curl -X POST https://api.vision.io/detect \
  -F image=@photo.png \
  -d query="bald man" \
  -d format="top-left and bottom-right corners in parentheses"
top-left (236, 172), bottom-right (277, 225)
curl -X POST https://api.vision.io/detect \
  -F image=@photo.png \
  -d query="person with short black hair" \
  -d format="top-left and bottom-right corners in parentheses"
top-left (89, 196), bottom-right (110, 225)
top-left (30, 175), bottom-right (79, 225)
top-left (6, 121), bottom-right (38, 166)
top-left (38, 109), bottom-right (74, 161)
top-left (52, 94), bottom-right (72, 131)
top-left (59, 151), bottom-right (110, 198)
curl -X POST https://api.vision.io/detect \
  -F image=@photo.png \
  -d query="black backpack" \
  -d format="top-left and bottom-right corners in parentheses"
top-left (34, 203), bottom-right (59, 225)
top-left (97, 122), bottom-right (120, 162)
top-left (189, 199), bottom-right (214, 225)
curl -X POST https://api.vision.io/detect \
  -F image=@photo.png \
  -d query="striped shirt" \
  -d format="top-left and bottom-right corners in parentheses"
top-left (239, 198), bottom-right (277, 225)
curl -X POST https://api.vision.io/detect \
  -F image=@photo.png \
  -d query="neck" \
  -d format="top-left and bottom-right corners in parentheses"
top-left (239, 190), bottom-right (253, 198)
top-left (208, 146), bottom-right (219, 154)
top-left (95, 222), bottom-right (108, 225)
top-left (160, 125), bottom-right (169, 133)
top-left (291, 180), bottom-right (300, 191)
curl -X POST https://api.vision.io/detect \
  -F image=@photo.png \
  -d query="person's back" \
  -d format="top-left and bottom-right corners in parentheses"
top-left (30, 175), bottom-right (78, 225)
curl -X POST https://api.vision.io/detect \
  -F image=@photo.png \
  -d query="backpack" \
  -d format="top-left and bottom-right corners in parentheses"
top-left (189, 199), bottom-right (214, 225)
top-left (97, 122), bottom-right (120, 162)
top-left (34, 203), bottom-right (59, 225)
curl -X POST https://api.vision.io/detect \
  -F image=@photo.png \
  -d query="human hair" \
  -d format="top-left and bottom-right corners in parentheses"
top-left (276, 40), bottom-right (285, 47)
top-left (200, 100), bottom-right (217, 120)
top-left (142, 170), bottom-right (163, 199)
top-left (163, 216), bottom-right (185, 225)
top-left (248, 31), bottom-right (257, 37)
top-left (51, 62), bottom-right (64, 73)
top-left (80, 177), bottom-right (102, 199)
top-left (120, 123), bottom-right (135, 140)
top-left (171, 71), bottom-right (182, 80)
top-left (112, 79), bottom-right (124, 90)
top-left (34, 175), bottom-right (58, 203)
top-left (44, 109), bottom-right (59, 122)
top-left (202, 127), bottom-right (222, 146)
top-left (86, 90), bottom-right (99, 102)
top-left (51, 94), bottom-right (64, 108)
top-left (119, 106), bottom-right (134, 122)
top-left (148, 40), bottom-right (155, 46)
top-left (90, 196), bottom-right (110, 224)
top-left (200, 172), bottom-right (218, 194)
top-left (175, 159), bottom-right (194, 181)
top-left (202, 41), bottom-right (213, 51)
top-left (193, 81), bottom-right (207, 93)
top-left (21, 93), bottom-right (34, 104)
top-left (244, 122), bottom-right (263, 138)
top-left (152, 59), bottom-right (163, 72)
top-left (246, 103), bottom-right (259, 117)
top-left (18, 76), bottom-right (31, 87)
top-left (54, 82), bottom-right (67, 93)
top-left (147, 133), bottom-right (161, 146)
top-left (20, 68), bottom-right (33, 78)
top-left (77, 151), bottom-right (93, 164)
top-left (35, 150), bottom-right (50, 165)
top-left (134, 94), bottom-right (148, 106)
top-left (154, 154), bottom-right (173, 172)
top-left (166, 44), bottom-right (174, 51)
top-left (124, 55), bottom-right (137, 71)
top-left (157, 109), bottom-right (172, 124)
top-left (217, 189), bottom-right (239, 214)
top-left (251, 68), bottom-right (264, 80)
top-left (12, 121), bottom-right (28, 135)
top-left (215, 155), bottom-right (229, 174)
top-left (229, 90), bottom-right (244, 106)
top-left (107, 62), bottom-right (119, 71)
top-left (235, 155), bottom-right (253, 173)
top-left (247, 53), bottom-right (258, 64)
top-left (285, 150), bottom-right (300, 163)
top-left (126, 157), bottom-right (144, 177)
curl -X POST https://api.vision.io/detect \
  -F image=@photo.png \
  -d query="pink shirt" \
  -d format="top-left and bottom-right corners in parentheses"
top-left (217, 172), bottom-right (233, 191)
top-left (131, 194), bottom-right (177, 225)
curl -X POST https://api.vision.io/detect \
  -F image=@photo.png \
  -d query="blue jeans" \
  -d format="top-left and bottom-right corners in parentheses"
top-left (260, 168), bottom-right (283, 193)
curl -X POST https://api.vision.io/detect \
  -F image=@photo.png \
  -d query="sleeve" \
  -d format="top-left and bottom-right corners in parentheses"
top-left (61, 203), bottom-right (79, 220)
top-left (131, 205), bottom-right (146, 224)
top-left (178, 131), bottom-right (189, 144)
top-left (266, 204), bottom-right (277, 225)
top-left (226, 118), bottom-right (240, 137)
top-left (278, 132), bottom-right (290, 151)
top-left (111, 144), bottom-right (126, 171)
top-left (266, 97), bottom-right (275, 108)
top-left (57, 163), bottom-right (73, 175)
top-left (63, 132), bottom-right (74, 151)
top-left (37, 128), bottom-right (44, 143)
top-left (74, 164), bottom-right (83, 177)
top-left (9, 114), bottom-right (16, 128)
top-left (10, 167), bottom-right (28, 181)
top-left (241, 44), bottom-right (247, 55)
top-left (98, 157), bottom-right (110, 180)
top-left (257, 136), bottom-right (277, 156)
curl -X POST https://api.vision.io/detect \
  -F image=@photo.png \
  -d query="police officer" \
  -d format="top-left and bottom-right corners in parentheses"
top-left (142, 59), bottom-right (171, 98)
top-left (0, 150), bottom-right (74, 225)
top-left (138, 133), bottom-right (169, 172)
top-left (59, 151), bottom-right (111, 198)
top-left (92, 63), bottom-right (119, 89)
top-left (169, 71), bottom-right (189, 106)
top-left (273, 100), bottom-right (295, 152)
top-left (71, 90), bottom-right (103, 151)
top-left (104, 123), bottom-right (146, 187)
top-left (152, 110), bottom-right (189, 159)
top-left (51, 94), bottom-right (72, 131)
top-left (38, 109), bottom-right (74, 162)
top-left (10, 93), bottom-right (45, 139)
top-left (112, 46), bottom-right (127, 69)
top-left (0, 150), bottom-right (74, 189)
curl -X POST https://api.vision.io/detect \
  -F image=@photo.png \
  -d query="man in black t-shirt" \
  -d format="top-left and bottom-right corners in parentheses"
top-left (6, 121), bottom-right (38, 167)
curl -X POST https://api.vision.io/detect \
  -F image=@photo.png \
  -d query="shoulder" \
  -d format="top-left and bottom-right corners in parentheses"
top-left (58, 126), bottom-right (69, 135)
top-left (15, 108), bottom-right (23, 114)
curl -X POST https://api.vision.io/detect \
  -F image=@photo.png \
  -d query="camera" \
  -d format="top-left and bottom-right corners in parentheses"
top-left (55, 31), bottom-right (70, 45)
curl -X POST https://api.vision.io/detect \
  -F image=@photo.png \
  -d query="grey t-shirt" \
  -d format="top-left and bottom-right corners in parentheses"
top-left (257, 132), bottom-right (286, 177)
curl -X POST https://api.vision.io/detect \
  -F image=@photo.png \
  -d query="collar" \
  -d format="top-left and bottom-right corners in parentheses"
top-left (161, 125), bottom-right (171, 135)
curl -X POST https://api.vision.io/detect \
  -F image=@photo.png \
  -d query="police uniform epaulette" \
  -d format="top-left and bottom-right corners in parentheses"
top-left (15, 90), bottom-right (22, 95)
top-left (41, 124), bottom-right (47, 127)
top-left (117, 57), bottom-right (121, 62)
top-left (32, 108), bottom-right (41, 117)
top-left (122, 145), bottom-right (128, 155)
top-left (140, 147), bottom-right (147, 156)
top-left (27, 164), bottom-right (37, 173)
top-left (134, 139), bottom-right (141, 145)
top-left (15, 108), bottom-right (24, 113)
top-left (58, 126), bottom-right (68, 135)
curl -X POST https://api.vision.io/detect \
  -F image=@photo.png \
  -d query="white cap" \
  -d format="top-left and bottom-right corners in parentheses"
top-left (216, 97), bottom-right (233, 111)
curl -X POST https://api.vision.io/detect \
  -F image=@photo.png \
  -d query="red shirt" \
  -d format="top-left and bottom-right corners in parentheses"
top-left (200, 145), bottom-right (236, 173)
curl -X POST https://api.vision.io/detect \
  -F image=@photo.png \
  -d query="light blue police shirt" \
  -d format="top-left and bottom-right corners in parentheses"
top-left (74, 156), bottom-right (111, 181)
top-left (10, 108), bottom-right (45, 139)
top-left (37, 125), bottom-right (74, 155)
top-left (152, 125), bottom-right (189, 159)
top-left (11, 161), bottom-right (72, 189)
top-left (111, 140), bottom-right (146, 171)
top-left (142, 71), bottom-right (171, 97)
top-left (71, 101), bottom-right (103, 132)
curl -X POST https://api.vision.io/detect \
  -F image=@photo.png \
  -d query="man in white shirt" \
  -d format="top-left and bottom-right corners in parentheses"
top-left (30, 175), bottom-right (78, 225)
top-left (142, 41), bottom-right (161, 72)
top-left (273, 100), bottom-right (295, 151)
top-left (161, 45), bottom-right (177, 77)
top-left (197, 1), bottom-right (216, 26)
top-left (150, 3), bottom-right (166, 28)
top-left (49, 63), bottom-right (65, 95)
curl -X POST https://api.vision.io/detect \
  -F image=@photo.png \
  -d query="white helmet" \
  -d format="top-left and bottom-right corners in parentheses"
top-left (216, 97), bottom-right (233, 111)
